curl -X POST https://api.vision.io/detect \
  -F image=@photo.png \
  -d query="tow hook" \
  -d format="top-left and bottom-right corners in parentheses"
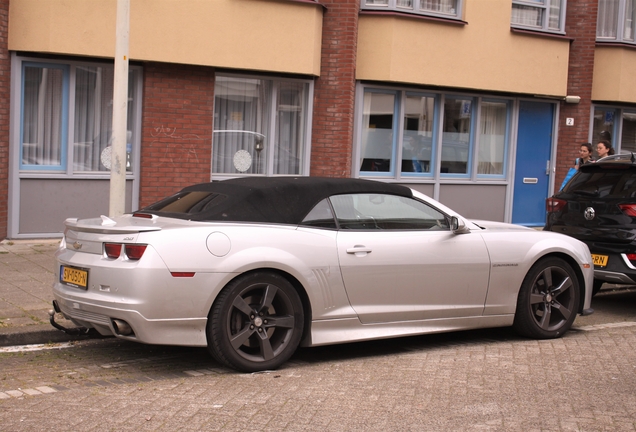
top-left (48, 302), bottom-right (91, 336)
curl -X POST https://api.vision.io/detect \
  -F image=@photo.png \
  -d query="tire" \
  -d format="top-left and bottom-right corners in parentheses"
top-left (513, 257), bottom-right (580, 339)
top-left (207, 272), bottom-right (304, 372)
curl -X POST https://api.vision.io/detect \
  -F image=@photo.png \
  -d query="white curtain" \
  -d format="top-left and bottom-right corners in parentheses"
top-left (213, 77), bottom-right (270, 174)
top-left (624, 0), bottom-right (636, 40)
top-left (478, 101), bottom-right (506, 175)
top-left (598, 0), bottom-right (620, 38)
top-left (274, 82), bottom-right (306, 175)
top-left (73, 67), bottom-right (136, 172)
top-left (548, 0), bottom-right (562, 30)
top-left (74, 66), bottom-right (111, 171)
top-left (511, 4), bottom-right (543, 27)
top-left (420, 0), bottom-right (455, 14)
top-left (22, 66), bottom-right (64, 167)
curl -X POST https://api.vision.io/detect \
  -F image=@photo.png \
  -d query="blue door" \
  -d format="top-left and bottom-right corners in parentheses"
top-left (512, 101), bottom-right (554, 226)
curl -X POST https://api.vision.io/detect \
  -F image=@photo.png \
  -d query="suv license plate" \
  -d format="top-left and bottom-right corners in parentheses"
top-left (591, 254), bottom-right (608, 267)
top-left (60, 265), bottom-right (88, 289)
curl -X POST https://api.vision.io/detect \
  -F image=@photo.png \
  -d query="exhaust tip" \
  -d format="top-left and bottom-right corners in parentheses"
top-left (112, 319), bottom-right (134, 336)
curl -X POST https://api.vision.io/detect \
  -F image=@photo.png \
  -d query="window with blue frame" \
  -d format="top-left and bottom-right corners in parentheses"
top-left (19, 59), bottom-right (140, 173)
top-left (358, 87), bottom-right (510, 180)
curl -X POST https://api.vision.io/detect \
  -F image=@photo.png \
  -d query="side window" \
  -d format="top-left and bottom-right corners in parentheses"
top-left (357, 87), bottom-right (512, 181)
top-left (212, 75), bottom-right (311, 176)
top-left (19, 60), bottom-right (141, 174)
top-left (330, 194), bottom-right (449, 230)
top-left (597, 0), bottom-right (636, 43)
top-left (300, 199), bottom-right (337, 229)
top-left (511, 0), bottom-right (565, 34)
top-left (361, 0), bottom-right (464, 20)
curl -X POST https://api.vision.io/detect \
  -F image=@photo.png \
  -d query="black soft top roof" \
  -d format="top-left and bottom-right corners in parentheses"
top-left (140, 176), bottom-right (413, 224)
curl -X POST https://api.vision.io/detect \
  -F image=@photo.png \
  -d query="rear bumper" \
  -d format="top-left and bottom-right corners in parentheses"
top-left (53, 289), bottom-right (209, 346)
top-left (591, 250), bottom-right (636, 284)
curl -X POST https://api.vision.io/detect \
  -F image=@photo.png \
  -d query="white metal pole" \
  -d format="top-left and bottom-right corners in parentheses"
top-left (109, 0), bottom-right (130, 217)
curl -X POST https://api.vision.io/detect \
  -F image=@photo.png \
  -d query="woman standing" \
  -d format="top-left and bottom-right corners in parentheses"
top-left (596, 140), bottom-right (614, 159)
top-left (575, 142), bottom-right (594, 168)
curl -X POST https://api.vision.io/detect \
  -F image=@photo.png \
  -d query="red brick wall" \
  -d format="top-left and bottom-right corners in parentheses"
top-left (555, 0), bottom-right (598, 189)
top-left (139, 63), bottom-right (214, 207)
top-left (310, 0), bottom-right (360, 178)
top-left (0, 0), bottom-right (9, 239)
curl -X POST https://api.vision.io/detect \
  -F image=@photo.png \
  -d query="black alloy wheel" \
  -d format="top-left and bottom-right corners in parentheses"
top-left (207, 272), bottom-right (304, 372)
top-left (513, 257), bottom-right (580, 339)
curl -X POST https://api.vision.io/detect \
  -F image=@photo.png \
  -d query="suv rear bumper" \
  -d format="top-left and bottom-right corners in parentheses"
top-left (594, 269), bottom-right (636, 284)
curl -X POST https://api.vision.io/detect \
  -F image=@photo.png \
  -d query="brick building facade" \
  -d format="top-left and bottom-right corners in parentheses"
top-left (3, 0), bottom-right (636, 238)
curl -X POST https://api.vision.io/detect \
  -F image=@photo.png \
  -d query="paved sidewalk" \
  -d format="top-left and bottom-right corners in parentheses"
top-left (0, 239), bottom-right (85, 346)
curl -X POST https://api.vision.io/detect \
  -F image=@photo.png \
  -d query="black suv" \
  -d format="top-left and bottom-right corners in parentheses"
top-left (545, 154), bottom-right (636, 295)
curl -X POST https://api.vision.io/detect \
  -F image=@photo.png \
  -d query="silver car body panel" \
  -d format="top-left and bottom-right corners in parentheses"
top-left (52, 188), bottom-right (594, 349)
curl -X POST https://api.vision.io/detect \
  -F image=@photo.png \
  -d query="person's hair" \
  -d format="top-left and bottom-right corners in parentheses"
top-left (598, 139), bottom-right (615, 156)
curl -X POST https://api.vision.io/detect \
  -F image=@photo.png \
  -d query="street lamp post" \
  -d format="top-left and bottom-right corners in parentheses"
top-left (109, 0), bottom-right (130, 217)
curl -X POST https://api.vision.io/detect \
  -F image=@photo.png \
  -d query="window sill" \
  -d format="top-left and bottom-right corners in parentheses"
top-left (596, 40), bottom-right (636, 50)
top-left (359, 10), bottom-right (466, 26)
top-left (510, 27), bottom-right (572, 41)
top-left (260, 0), bottom-right (326, 9)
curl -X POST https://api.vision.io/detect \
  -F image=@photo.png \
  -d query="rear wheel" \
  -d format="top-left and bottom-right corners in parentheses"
top-left (513, 257), bottom-right (580, 339)
top-left (207, 272), bottom-right (304, 372)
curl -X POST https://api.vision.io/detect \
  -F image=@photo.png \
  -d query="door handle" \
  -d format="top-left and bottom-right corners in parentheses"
top-left (346, 245), bottom-right (372, 255)
top-left (546, 160), bottom-right (550, 175)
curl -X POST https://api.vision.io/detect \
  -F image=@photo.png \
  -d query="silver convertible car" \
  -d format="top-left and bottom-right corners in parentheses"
top-left (52, 177), bottom-right (594, 372)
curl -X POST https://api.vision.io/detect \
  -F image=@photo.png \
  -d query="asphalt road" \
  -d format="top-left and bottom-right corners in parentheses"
top-left (0, 287), bottom-right (635, 431)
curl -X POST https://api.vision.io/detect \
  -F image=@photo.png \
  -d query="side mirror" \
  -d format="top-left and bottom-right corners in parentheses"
top-left (450, 216), bottom-right (470, 234)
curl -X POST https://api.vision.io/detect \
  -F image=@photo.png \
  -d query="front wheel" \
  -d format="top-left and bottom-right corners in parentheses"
top-left (513, 257), bottom-right (580, 339)
top-left (207, 272), bottom-right (304, 372)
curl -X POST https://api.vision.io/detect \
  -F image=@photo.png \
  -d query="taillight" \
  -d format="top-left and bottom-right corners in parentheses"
top-left (104, 243), bottom-right (147, 260)
top-left (105, 243), bottom-right (122, 259)
top-left (125, 245), bottom-right (147, 260)
top-left (133, 212), bottom-right (153, 219)
top-left (626, 253), bottom-right (636, 263)
top-left (546, 197), bottom-right (566, 213)
top-left (619, 204), bottom-right (636, 217)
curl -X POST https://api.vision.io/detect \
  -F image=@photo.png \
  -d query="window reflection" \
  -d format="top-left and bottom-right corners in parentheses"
top-left (360, 91), bottom-right (395, 173)
top-left (441, 97), bottom-right (471, 174)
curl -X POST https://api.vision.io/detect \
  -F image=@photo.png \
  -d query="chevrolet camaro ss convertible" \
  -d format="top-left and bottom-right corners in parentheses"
top-left (52, 177), bottom-right (594, 372)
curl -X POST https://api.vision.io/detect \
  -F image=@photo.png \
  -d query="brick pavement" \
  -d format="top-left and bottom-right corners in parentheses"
top-left (0, 324), bottom-right (635, 430)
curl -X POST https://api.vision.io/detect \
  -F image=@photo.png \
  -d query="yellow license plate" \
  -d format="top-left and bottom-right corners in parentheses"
top-left (591, 254), bottom-right (609, 267)
top-left (60, 265), bottom-right (88, 289)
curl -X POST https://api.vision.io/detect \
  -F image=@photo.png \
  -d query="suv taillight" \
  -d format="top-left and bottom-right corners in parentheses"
top-left (104, 243), bottom-right (147, 260)
top-left (619, 204), bottom-right (636, 217)
top-left (546, 197), bottom-right (566, 213)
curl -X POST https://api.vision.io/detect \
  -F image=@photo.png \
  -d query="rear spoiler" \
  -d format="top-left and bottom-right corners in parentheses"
top-left (64, 215), bottom-right (162, 234)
